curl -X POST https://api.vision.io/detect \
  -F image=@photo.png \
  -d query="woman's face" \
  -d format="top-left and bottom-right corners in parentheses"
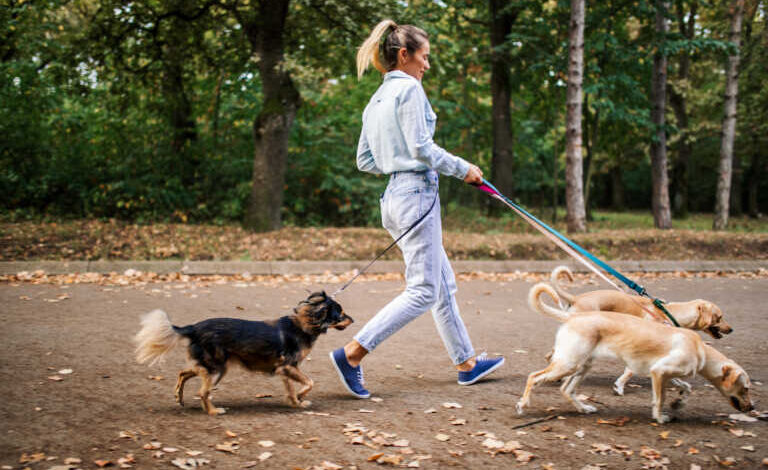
top-left (398, 41), bottom-right (430, 81)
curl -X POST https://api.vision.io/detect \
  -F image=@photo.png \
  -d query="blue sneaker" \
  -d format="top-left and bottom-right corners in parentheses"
top-left (329, 348), bottom-right (371, 398)
top-left (457, 354), bottom-right (505, 385)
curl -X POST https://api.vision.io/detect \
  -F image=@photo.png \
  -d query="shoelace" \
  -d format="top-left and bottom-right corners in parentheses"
top-left (357, 366), bottom-right (365, 386)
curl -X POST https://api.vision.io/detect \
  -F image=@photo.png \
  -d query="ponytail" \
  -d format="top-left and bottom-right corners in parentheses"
top-left (356, 20), bottom-right (429, 80)
top-left (357, 19), bottom-right (397, 79)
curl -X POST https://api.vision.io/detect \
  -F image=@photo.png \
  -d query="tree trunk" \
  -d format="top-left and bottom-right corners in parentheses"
top-left (650, 0), bottom-right (672, 229)
top-left (489, 0), bottom-right (519, 200)
top-left (565, 0), bottom-right (587, 233)
top-left (610, 163), bottom-right (625, 210)
top-left (240, 0), bottom-right (300, 232)
top-left (669, 0), bottom-right (696, 219)
top-left (713, 0), bottom-right (744, 230)
top-left (745, 134), bottom-right (761, 218)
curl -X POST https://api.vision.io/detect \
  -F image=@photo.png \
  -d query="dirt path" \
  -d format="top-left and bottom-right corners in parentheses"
top-left (1, 276), bottom-right (766, 469)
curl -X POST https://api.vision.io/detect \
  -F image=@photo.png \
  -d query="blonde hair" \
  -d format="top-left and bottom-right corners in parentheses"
top-left (356, 19), bottom-right (429, 80)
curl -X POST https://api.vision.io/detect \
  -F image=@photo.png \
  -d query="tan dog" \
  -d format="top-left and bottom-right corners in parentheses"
top-left (549, 266), bottom-right (734, 395)
top-left (550, 266), bottom-right (733, 339)
top-left (517, 283), bottom-right (753, 423)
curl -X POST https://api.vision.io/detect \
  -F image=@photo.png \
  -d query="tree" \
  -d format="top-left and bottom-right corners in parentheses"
top-left (565, 0), bottom-right (587, 233)
top-left (488, 0), bottom-right (520, 200)
top-left (650, 0), bottom-right (672, 229)
top-left (713, 0), bottom-right (744, 230)
top-left (668, 0), bottom-right (697, 218)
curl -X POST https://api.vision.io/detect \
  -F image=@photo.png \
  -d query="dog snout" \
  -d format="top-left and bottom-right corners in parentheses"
top-left (332, 313), bottom-right (354, 330)
top-left (719, 323), bottom-right (733, 334)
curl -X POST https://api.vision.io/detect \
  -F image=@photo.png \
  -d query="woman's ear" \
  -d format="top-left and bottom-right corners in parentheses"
top-left (398, 47), bottom-right (408, 65)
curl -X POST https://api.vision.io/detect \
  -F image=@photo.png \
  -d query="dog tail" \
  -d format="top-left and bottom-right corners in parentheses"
top-left (550, 265), bottom-right (576, 307)
top-left (135, 309), bottom-right (184, 366)
top-left (528, 283), bottom-right (571, 322)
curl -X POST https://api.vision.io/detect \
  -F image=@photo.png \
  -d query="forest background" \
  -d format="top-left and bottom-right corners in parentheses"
top-left (1, 0), bottom-right (767, 262)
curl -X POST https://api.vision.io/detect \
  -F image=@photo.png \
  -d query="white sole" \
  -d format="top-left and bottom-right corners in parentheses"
top-left (457, 357), bottom-right (505, 385)
top-left (329, 351), bottom-right (370, 399)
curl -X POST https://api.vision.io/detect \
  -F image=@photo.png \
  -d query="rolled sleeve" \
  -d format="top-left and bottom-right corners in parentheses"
top-left (356, 127), bottom-right (381, 174)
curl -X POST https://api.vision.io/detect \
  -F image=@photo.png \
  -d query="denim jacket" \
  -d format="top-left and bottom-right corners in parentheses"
top-left (356, 70), bottom-right (470, 180)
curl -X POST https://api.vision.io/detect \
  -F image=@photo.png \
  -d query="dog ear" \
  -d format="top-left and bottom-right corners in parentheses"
top-left (721, 365), bottom-right (741, 389)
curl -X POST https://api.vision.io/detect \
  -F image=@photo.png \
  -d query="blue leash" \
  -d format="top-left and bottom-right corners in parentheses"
top-left (476, 178), bottom-right (680, 327)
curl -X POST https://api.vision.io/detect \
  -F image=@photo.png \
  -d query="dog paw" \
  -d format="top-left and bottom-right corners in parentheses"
top-left (654, 413), bottom-right (671, 424)
top-left (580, 404), bottom-right (598, 414)
top-left (612, 384), bottom-right (625, 396)
top-left (208, 407), bottom-right (227, 416)
top-left (300, 400), bottom-right (312, 408)
top-left (515, 402), bottom-right (525, 415)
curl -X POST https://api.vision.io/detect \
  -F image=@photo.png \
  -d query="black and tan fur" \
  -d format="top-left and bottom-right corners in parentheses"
top-left (135, 291), bottom-right (352, 415)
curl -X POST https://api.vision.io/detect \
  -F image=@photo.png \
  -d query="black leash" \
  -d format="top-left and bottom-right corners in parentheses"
top-left (330, 188), bottom-right (438, 297)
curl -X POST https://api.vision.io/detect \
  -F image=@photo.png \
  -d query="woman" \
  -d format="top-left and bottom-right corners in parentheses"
top-left (330, 19), bottom-right (504, 398)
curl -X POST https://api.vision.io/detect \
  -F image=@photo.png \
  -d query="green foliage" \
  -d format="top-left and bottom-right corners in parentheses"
top-left (1, 0), bottom-right (766, 226)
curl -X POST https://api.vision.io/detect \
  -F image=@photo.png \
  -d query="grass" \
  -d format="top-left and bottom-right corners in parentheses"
top-left (440, 206), bottom-right (768, 233)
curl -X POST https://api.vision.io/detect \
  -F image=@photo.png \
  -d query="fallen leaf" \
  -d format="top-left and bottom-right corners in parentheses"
top-left (64, 458), bottom-right (82, 465)
top-left (258, 452), bottom-right (273, 461)
top-left (449, 450), bottom-right (464, 457)
top-left (712, 455), bottom-right (737, 467)
top-left (254, 393), bottom-right (272, 398)
top-left (377, 454), bottom-right (403, 465)
top-left (597, 416), bottom-right (630, 426)
top-left (728, 428), bottom-right (745, 437)
top-left (514, 449), bottom-right (535, 463)
top-left (729, 413), bottom-right (757, 423)
top-left (358, 409), bottom-right (375, 413)
top-left (152, 451), bottom-right (165, 459)
top-left (257, 440), bottom-right (274, 448)
top-left (147, 375), bottom-right (164, 380)
top-left (392, 439), bottom-right (410, 447)
top-left (442, 402), bottom-right (462, 409)
top-left (482, 438), bottom-right (504, 450)
top-left (162, 447), bottom-right (179, 453)
top-left (215, 441), bottom-right (240, 453)
top-left (171, 458), bottom-right (210, 469)
top-left (185, 451), bottom-right (203, 456)
top-left (48, 375), bottom-right (64, 381)
top-left (118, 431), bottom-right (136, 439)
top-left (94, 459), bottom-right (113, 468)
top-left (143, 442), bottom-right (162, 450)
top-left (424, 408), bottom-right (437, 414)
top-left (740, 445), bottom-right (754, 452)
top-left (225, 430), bottom-right (238, 438)
top-left (574, 430), bottom-right (585, 439)
top-left (435, 434), bottom-right (450, 442)
top-left (450, 418), bottom-right (467, 425)
top-left (371, 397), bottom-right (383, 403)
top-left (687, 447), bottom-right (699, 455)
top-left (58, 368), bottom-right (73, 374)
top-left (659, 431), bottom-right (671, 439)
top-left (367, 453), bottom-right (385, 462)
top-left (407, 461), bottom-right (420, 468)
top-left (19, 453), bottom-right (46, 464)
top-left (673, 440), bottom-right (683, 448)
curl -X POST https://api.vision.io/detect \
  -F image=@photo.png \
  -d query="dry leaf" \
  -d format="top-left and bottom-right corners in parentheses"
top-left (358, 409), bottom-right (375, 413)
top-left (258, 452), bottom-right (273, 461)
top-left (58, 368), bottom-right (73, 374)
top-left (450, 418), bottom-right (467, 426)
top-left (162, 447), bottom-right (179, 453)
top-left (371, 397), bottom-right (383, 403)
top-left (143, 442), bottom-right (162, 450)
top-left (596, 416), bottom-right (630, 426)
top-left (367, 453), bottom-right (385, 462)
top-left (435, 434), bottom-right (450, 442)
top-left (392, 439), bottom-right (410, 447)
top-left (673, 440), bottom-right (683, 448)
top-left (442, 402), bottom-right (462, 409)
top-left (225, 430), bottom-right (238, 438)
top-left (257, 440), bottom-right (275, 448)
top-left (407, 461), bottom-right (420, 468)
top-left (424, 408), bottom-right (437, 414)
top-left (215, 441), bottom-right (240, 453)
top-left (20, 453), bottom-right (46, 464)
top-left (712, 455), bottom-right (737, 467)
top-left (377, 454), bottom-right (403, 465)
top-left (740, 445), bottom-right (754, 452)
top-left (94, 459), bottom-right (113, 468)
top-left (574, 430), bottom-right (585, 439)
top-left (514, 449), bottom-right (535, 463)
top-left (687, 447), bottom-right (699, 454)
top-left (590, 443), bottom-right (613, 455)
top-left (64, 458), bottom-right (82, 465)
top-left (482, 438), bottom-right (504, 450)
top-left (729, 413), bottom-right (757, 423)
top-left (659, 431), bottom-right (671, 439)
top-left (47, 375), bottom-right (64, 381)
top-left (185, 451), bottom-right (203, 456)
top-left (728, 428), bottom-right (745, 437)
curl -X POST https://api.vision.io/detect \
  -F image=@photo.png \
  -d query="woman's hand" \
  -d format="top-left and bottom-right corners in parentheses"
top-left (463, 164), bottom-right (484, 185)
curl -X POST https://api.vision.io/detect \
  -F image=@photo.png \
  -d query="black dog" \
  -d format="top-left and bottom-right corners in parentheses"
top-left (135, 291), bottom-right (352, 415)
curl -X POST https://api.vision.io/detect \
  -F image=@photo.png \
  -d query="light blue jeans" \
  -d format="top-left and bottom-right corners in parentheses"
top-left (354, 170), bottom-right (475, 365)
